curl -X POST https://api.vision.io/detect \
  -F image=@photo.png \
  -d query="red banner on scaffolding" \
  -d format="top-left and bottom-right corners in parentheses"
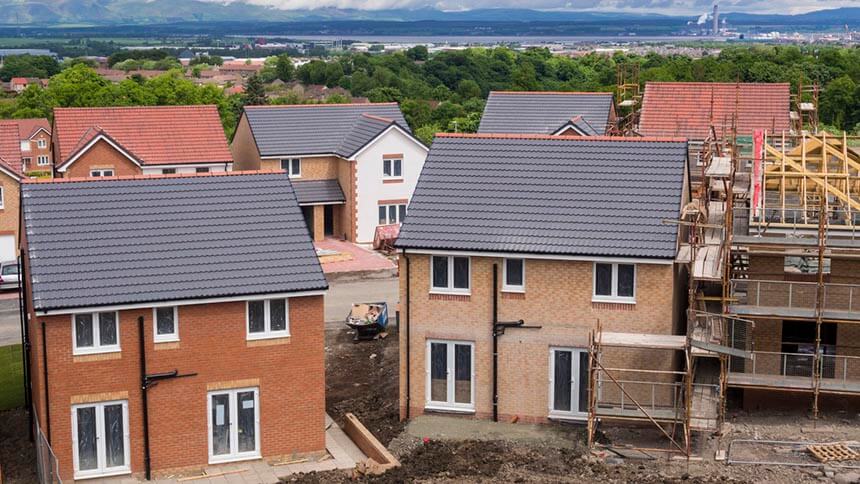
top-left (752, 129), bottom-right (764, 219)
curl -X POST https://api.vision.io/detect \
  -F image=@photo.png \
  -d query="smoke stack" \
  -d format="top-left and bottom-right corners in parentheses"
top-left (712, 4), bottom-right (719, 35)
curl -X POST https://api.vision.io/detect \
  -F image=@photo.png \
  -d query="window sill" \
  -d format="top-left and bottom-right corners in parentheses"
top-left (246, 332), bottom-right (291, 342)
top-left (502, 288), bottom-right (525, 294)
top-left (382, 178), bottom-right (404, 184)
top-left (153, 336), bottom-right (179, 344)
top-left (74, 468), bottom-right (131, 481)
top-left (591, 297), bottom-right (636, 305)
top-left (424, 404), bottom-right (475, 414)
top-left (429, 290), bottom-right (471, 296)
top-left (208, 453), bottom-right (262, 465)
top-left (72, 347), bottom-right (121, 357)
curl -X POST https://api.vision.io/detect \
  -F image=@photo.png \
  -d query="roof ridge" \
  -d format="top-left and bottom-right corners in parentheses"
top-left (437, 133), bottom-right (687, 143)
top-left (360, 113), bottom-right (395, 123)
top-left (54, 105), bottom-right (219, 113)
top-left (490, 90), bottom-right (613, 96)
top-left (23, 169), bottom-right (287, 185)
top-left (246, 102), bottom-right (398, 109)
top-left (645, 81), bottom-right (791, 87)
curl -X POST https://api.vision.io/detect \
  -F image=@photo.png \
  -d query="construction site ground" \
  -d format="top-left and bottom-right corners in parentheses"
top-left (313, 323), bottom-right (860, 483)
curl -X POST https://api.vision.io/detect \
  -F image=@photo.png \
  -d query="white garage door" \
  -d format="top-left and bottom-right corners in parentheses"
top-left (0, 235), bottom-right (15, 262)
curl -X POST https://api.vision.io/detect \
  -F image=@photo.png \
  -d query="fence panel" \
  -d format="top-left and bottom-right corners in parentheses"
top-left (33, 411), bottom-right (62, 484)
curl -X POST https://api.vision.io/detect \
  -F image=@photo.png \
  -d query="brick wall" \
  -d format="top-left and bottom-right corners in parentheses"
top-left (22, 131), bottom-right (52, 175)
top-left (0, 171), bottom-right (20, 252)
top-left (27, 296), bottom-right (326, 481)
top-left (399, 254), bottom-right (681, 423)
top-left (61, 139), bottom-right (142, 179)
top-left (230, 116), bottom-right (262, 171)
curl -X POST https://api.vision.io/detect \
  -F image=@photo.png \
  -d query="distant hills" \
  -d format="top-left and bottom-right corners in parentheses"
top-left (0, 0), bottom-right (858, 30)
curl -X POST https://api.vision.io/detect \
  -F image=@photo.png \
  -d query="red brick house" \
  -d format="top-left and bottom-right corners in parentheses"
top-left (20, 172), bottom-right (328, 481)
top-left (52, 106), bottom-right (234, 178)
top-left (7, 118), bottom-right (52, 175)
top-left (0, 121), bottom-right (23, 262)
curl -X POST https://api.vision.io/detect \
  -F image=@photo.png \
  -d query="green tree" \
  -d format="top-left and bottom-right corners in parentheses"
top-left (366, 87), bottom-right (402, 103)
top-left (414, 124), bottom-right (439, 145)
top-left (46, 64), bottom-right (111, 107)
top-left (0, 55), bottom-right (61, 81)
top-left (243, 74), bottom-right (268, 106)
top-left (275, 54), bottom-right (295, 82)
top-left (406, 45), bottom-right (429, 62)
top-left (456, 79), bottom-right (481, 100)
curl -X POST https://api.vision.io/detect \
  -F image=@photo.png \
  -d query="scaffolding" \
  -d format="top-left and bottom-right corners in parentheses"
top-left (610, 63), bottom-right (642, 136)
top-left (792, 81), bottom-right (820, 135)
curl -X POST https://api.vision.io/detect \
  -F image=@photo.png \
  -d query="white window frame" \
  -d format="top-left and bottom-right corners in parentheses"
top-left (425, 340), bottom-right (475, 412)
top-left (207, 387), bottom-right (261, 464)
top-left (548, 347), bottom-right (589, 420)
top-left (71, 312), bottom-right (121, 356)
top-left (281, 158), bottom-right (301, 178)
top-left (37, 138), bottom-right (48, 149)
top-left (245, 299), bottom-right (290, 340)
top-left (37, 155), bottom-right (50, 166)
top-left (377, 203), bottom-right (406, 225)
top-left (592, 262), bottom-right (636, 304)
top-left (71, 400), bottom-right (131, 480)
top-left (382, 158), bottom-right (403, 179)
top-left (90, 169), bottom-right (114, 177)
top-left (502, 258), bottom-right (525, 293)
top-left (152, 306), bottom-right (179, 343)
top-left (21, 140), bottom-right (31, 152)
top-left (430, 255), bottom-right (470, 295)
top-left (0, 185), bottom-right (4, 210)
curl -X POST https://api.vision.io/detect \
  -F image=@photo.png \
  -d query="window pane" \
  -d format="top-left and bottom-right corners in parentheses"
top-left (454, 344), bottom-right (472, 404)
top-left (75, 314), bottom-right (94, 348)
top-left (211, 394), bottom-right (231, 456)
top-left (383, 159), bottom-right (391, 176)
top-left (553, 351), bottom-right (572, 412)
top-left (505, 259), bottom-right (523, 287)
top-left (280, 159), bottom-right (290, 171)
top-left (430, 343), bottom-right (447, 402)
top-left (595, 264), bottom-right (613, 296)
top-left (103, 404), bottom-right (125, 468)
top-left (393, 159), bottom-right (402, 177)
top-left (99, 312), bottom-right (118, 346)
top-left (237, 391), bottom-right (256, 453)
top-left (398, 205), bottom-right (406, 223)
top-left (617, 264), bottom-right (635, 298)
top-left (578, 352), bottom-right (590, 413)
top-left (378, 206), bottom-right (387, 225)
top-left (196, 167), bottom-right (209, 173)
top-left (453, 257), bottom-right (469, 289)
top-left (156, 307), bottom-right (175, 336)
top-left (432, 256), bottom-right (448, 289)
top-left (248, 301), bottom-right (265, 333)
top-left (388, 205), bottom-right (397, 224)
top-left (104, 170), bottom-right (114, 177)
top-left (76, 406), bottom-right (98, 471)
top-left (291, 159), bottom-right (301, 176)
top-left (269, 299), bottom-right (287, 332)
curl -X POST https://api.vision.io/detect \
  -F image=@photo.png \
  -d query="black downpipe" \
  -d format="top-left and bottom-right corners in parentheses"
top-left (138, 317), bottom-right (152, 481)
top-left (41, 322), bottom-right (50, 444)
top-left (492, 264), bottom-right (499, 422)
top-left (18, 255), bottom-right (32, 440)
top-left (404, 253), bottom-right (411, 420)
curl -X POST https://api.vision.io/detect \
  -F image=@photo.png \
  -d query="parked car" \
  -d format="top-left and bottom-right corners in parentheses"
top-left (0, 260), bottom-right (20, 290)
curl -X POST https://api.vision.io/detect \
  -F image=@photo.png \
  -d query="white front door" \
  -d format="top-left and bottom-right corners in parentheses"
top-left (208, 387), bottom-right (260, 463)
top-left (71, 400), bottom-right (130, 479)
top-left (0, 235), bottom-right (15, 262)
top-left (549, 348), bottom-right (589, 419)
top-left (426, 340), bottom-right (475, 411)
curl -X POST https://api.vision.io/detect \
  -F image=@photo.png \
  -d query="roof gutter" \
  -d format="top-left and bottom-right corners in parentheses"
top-left (395, 248), bottom-right (674, 265)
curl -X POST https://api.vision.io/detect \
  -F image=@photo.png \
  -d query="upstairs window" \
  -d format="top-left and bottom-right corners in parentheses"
top-left (162, 168), bottom-right (176, 175)
top-left (20, 141), bottom-right (30, 152)
top-left (280, 158), bottom-right (301, 177)
top-left (73, 312), bottom-right (120, 355)
top-left (153, 306), bottom-right (179, 343)
top-left (90, 169), bottom-right (114, 177)
top-left (196, 167), bottom-right (210, 173)
top-left (378, 204), bottom-right (406, 225)
top-left (593, 263), bottom-right (635, 303)
top-left (383, 158), bottom-right (402, 178)
top-left (247, 299), bottom-right (289, 340)
top-left (431, 255), bottom-right (470, 294)
top-left (37, 139), bottom-right (47, 149)
top-left (503, 258), bottom-right (525, 292)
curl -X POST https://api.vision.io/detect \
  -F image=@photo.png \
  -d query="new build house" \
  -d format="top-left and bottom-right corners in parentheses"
top-left (396, 134), bottom-right (690, 424)
top-left (231, 103), bottom-right (429, 243)
top-left (477, 91), bottom-right (616, 136)
top-left (0, 121), bottom-right (23, 261)
top-left (52, 106), bottom-right (234, 178)
top-left (20, 172), bottom-right (328, 481)
top-left (8, 118), bottom-right (52, 175)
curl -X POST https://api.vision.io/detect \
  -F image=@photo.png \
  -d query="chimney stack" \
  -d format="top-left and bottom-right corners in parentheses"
top-left (713, 4), bottom-right (719, 35)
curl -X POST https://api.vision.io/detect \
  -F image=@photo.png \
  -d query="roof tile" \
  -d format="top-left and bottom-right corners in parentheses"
top-left (478, 91), bottom-right (614, 135)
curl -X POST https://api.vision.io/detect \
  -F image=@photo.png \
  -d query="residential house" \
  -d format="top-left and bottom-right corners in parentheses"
top-left (477, 91), bottom-right (616, 136)
top-left (219, 62), bottom-right (264, 78)
top-left (10, 118), bottom-right (52, 174)
top-left (8, 77), bottom-right (44, 94)
top-left (0, 122), bottom-right (22, 261)
top-left (232, 103), bottom-right (428, 243)
top-left (20, 172), bottom-right (328, 481)
top-left (396, 134), bottom-right (690, 424)
top-left (638, 82), bottom-right (791, 189)
top-left (52, 106), bottom-right (234, 178)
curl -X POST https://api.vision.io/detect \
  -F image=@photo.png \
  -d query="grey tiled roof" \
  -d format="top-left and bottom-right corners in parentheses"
top-left (244, 103), bottom-right (411, 158)
top-left (23, 173), bottom-right (327, 312)
top-left (396, 135), bottom-right (687, 259)
top-left (477, 92), bottom-right (614, 135)
top-left (292, 179), bottom-right (345, 205)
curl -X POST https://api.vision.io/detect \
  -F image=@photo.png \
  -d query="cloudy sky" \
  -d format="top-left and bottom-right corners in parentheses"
top-left (224, 0), bottom-right (859, 15)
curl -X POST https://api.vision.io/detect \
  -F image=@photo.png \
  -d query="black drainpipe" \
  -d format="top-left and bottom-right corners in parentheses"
top-left (41, 322), bottom-right (50, 444)
top-left (492, 264), bottom-right (499, 422)
top-left (138, 317), bottom-right (152, 481)
top-left (18, 255), bottom-right (32, 440)
top-left (404, 252), bottom-right (411, 420)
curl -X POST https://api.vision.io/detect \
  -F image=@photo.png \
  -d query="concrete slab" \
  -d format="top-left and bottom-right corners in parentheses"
top-left (315, 238), bottom-right (395, 275)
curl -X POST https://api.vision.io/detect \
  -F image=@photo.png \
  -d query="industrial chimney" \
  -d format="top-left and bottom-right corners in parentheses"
top-left (712, 4), bottom-right (719, 35)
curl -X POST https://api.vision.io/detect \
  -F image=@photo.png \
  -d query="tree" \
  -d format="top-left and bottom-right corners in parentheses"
top-left (414, 124), bottom-right (439, 146)
top-left (0, 55), bottom-right (61, 81)
top-left (366, 87), bottom-right (402, 103)
top-left (406, 45), bottom-right (429, 62)
top-left (324, 62), bottom-right (344, 88)
top-left (275, 54), bottom-right (295, 82)
top-left (456, 79), bottom-right (481, 100)
top-left (243, 74), bottom-right (268, 106)
top-left (46, 64), bottom-right (110, 107)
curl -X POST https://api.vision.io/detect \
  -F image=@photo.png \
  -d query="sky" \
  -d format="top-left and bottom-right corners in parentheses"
top-left (223, 0), bottom-right (860, 15)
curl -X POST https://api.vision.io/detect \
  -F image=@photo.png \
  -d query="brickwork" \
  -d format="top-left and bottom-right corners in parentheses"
top-left (230, 116), bottom-right (262, 171)
top-left (399, 254), bottom-right (681, 422)
top-left (312, 205), bottom-right (325, 242)
top-left (0, 170), bottom-right (20, 252)
top-left (61, 139), bottom-right (142, 178)
top-left (22, 130), bottom-right (53, 175)
top-left (27, 296), bottom-right (326, 481)
top-left (337, 160), bottom-right (357, 241)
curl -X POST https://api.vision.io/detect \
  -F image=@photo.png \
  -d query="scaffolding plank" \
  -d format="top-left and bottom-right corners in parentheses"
top-left (599, 332), bottom-right (686, 350)
top-left (690, 340), bottom-right (751, 359)
top-left (706, 156), bottom-right (732, 178)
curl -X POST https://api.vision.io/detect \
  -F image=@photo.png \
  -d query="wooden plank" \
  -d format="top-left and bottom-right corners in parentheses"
top-left (690, 340), bottom-right (751, 359)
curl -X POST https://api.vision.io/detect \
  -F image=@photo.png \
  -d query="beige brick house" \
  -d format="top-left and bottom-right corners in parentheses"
top-left (395, 134), bottom-right (690, 424)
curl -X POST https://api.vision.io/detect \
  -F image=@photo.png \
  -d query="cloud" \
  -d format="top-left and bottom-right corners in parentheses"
top-left (220, 0), bottom-right (860, 14)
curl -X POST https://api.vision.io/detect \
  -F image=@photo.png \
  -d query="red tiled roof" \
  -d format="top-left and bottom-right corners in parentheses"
top-left (0, 122), bottom-right (23, 174)
top-left (639, 82), bottom-right (791, 139)
top-left (8, 118), bottom-right (50, 139)
top-left (53, 105), bottom-right (234, 166)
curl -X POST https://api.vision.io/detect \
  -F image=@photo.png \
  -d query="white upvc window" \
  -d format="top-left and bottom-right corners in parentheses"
top-left (246, 298), bottom-right (289, 340)
top-left (37, 155), bottom-right (50, 166)
top-left (71, 400), bottom-right (130, 479)
top-left (90, 169), bottom-right (114, 177)
top-left (72, 312), bottom-right (120, 355)
top-left (502, 258), bottom-right (525, 292)
top-left (37, 138), bottom-right (48, 149)
top-left (382, 158), bottom-right (402, 178)
top-left (20, 141), bottom-right (30, 152)
top-left (425, 340), bottom-right (474, 412)
top-left (430, 255), bottom-right (470, 294)
top-left (153, 306), bottom-right (179, 343)
top-left (378, 204), bottom-right (406, 225)
top-left (281, 158), bottom-right (301, 177)
top-left (207, 387), bottom-right (260, 464)
top-left (548, 347), bottom-right (589, 420)
top-left (592, 262), bottom-right (636, 304)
